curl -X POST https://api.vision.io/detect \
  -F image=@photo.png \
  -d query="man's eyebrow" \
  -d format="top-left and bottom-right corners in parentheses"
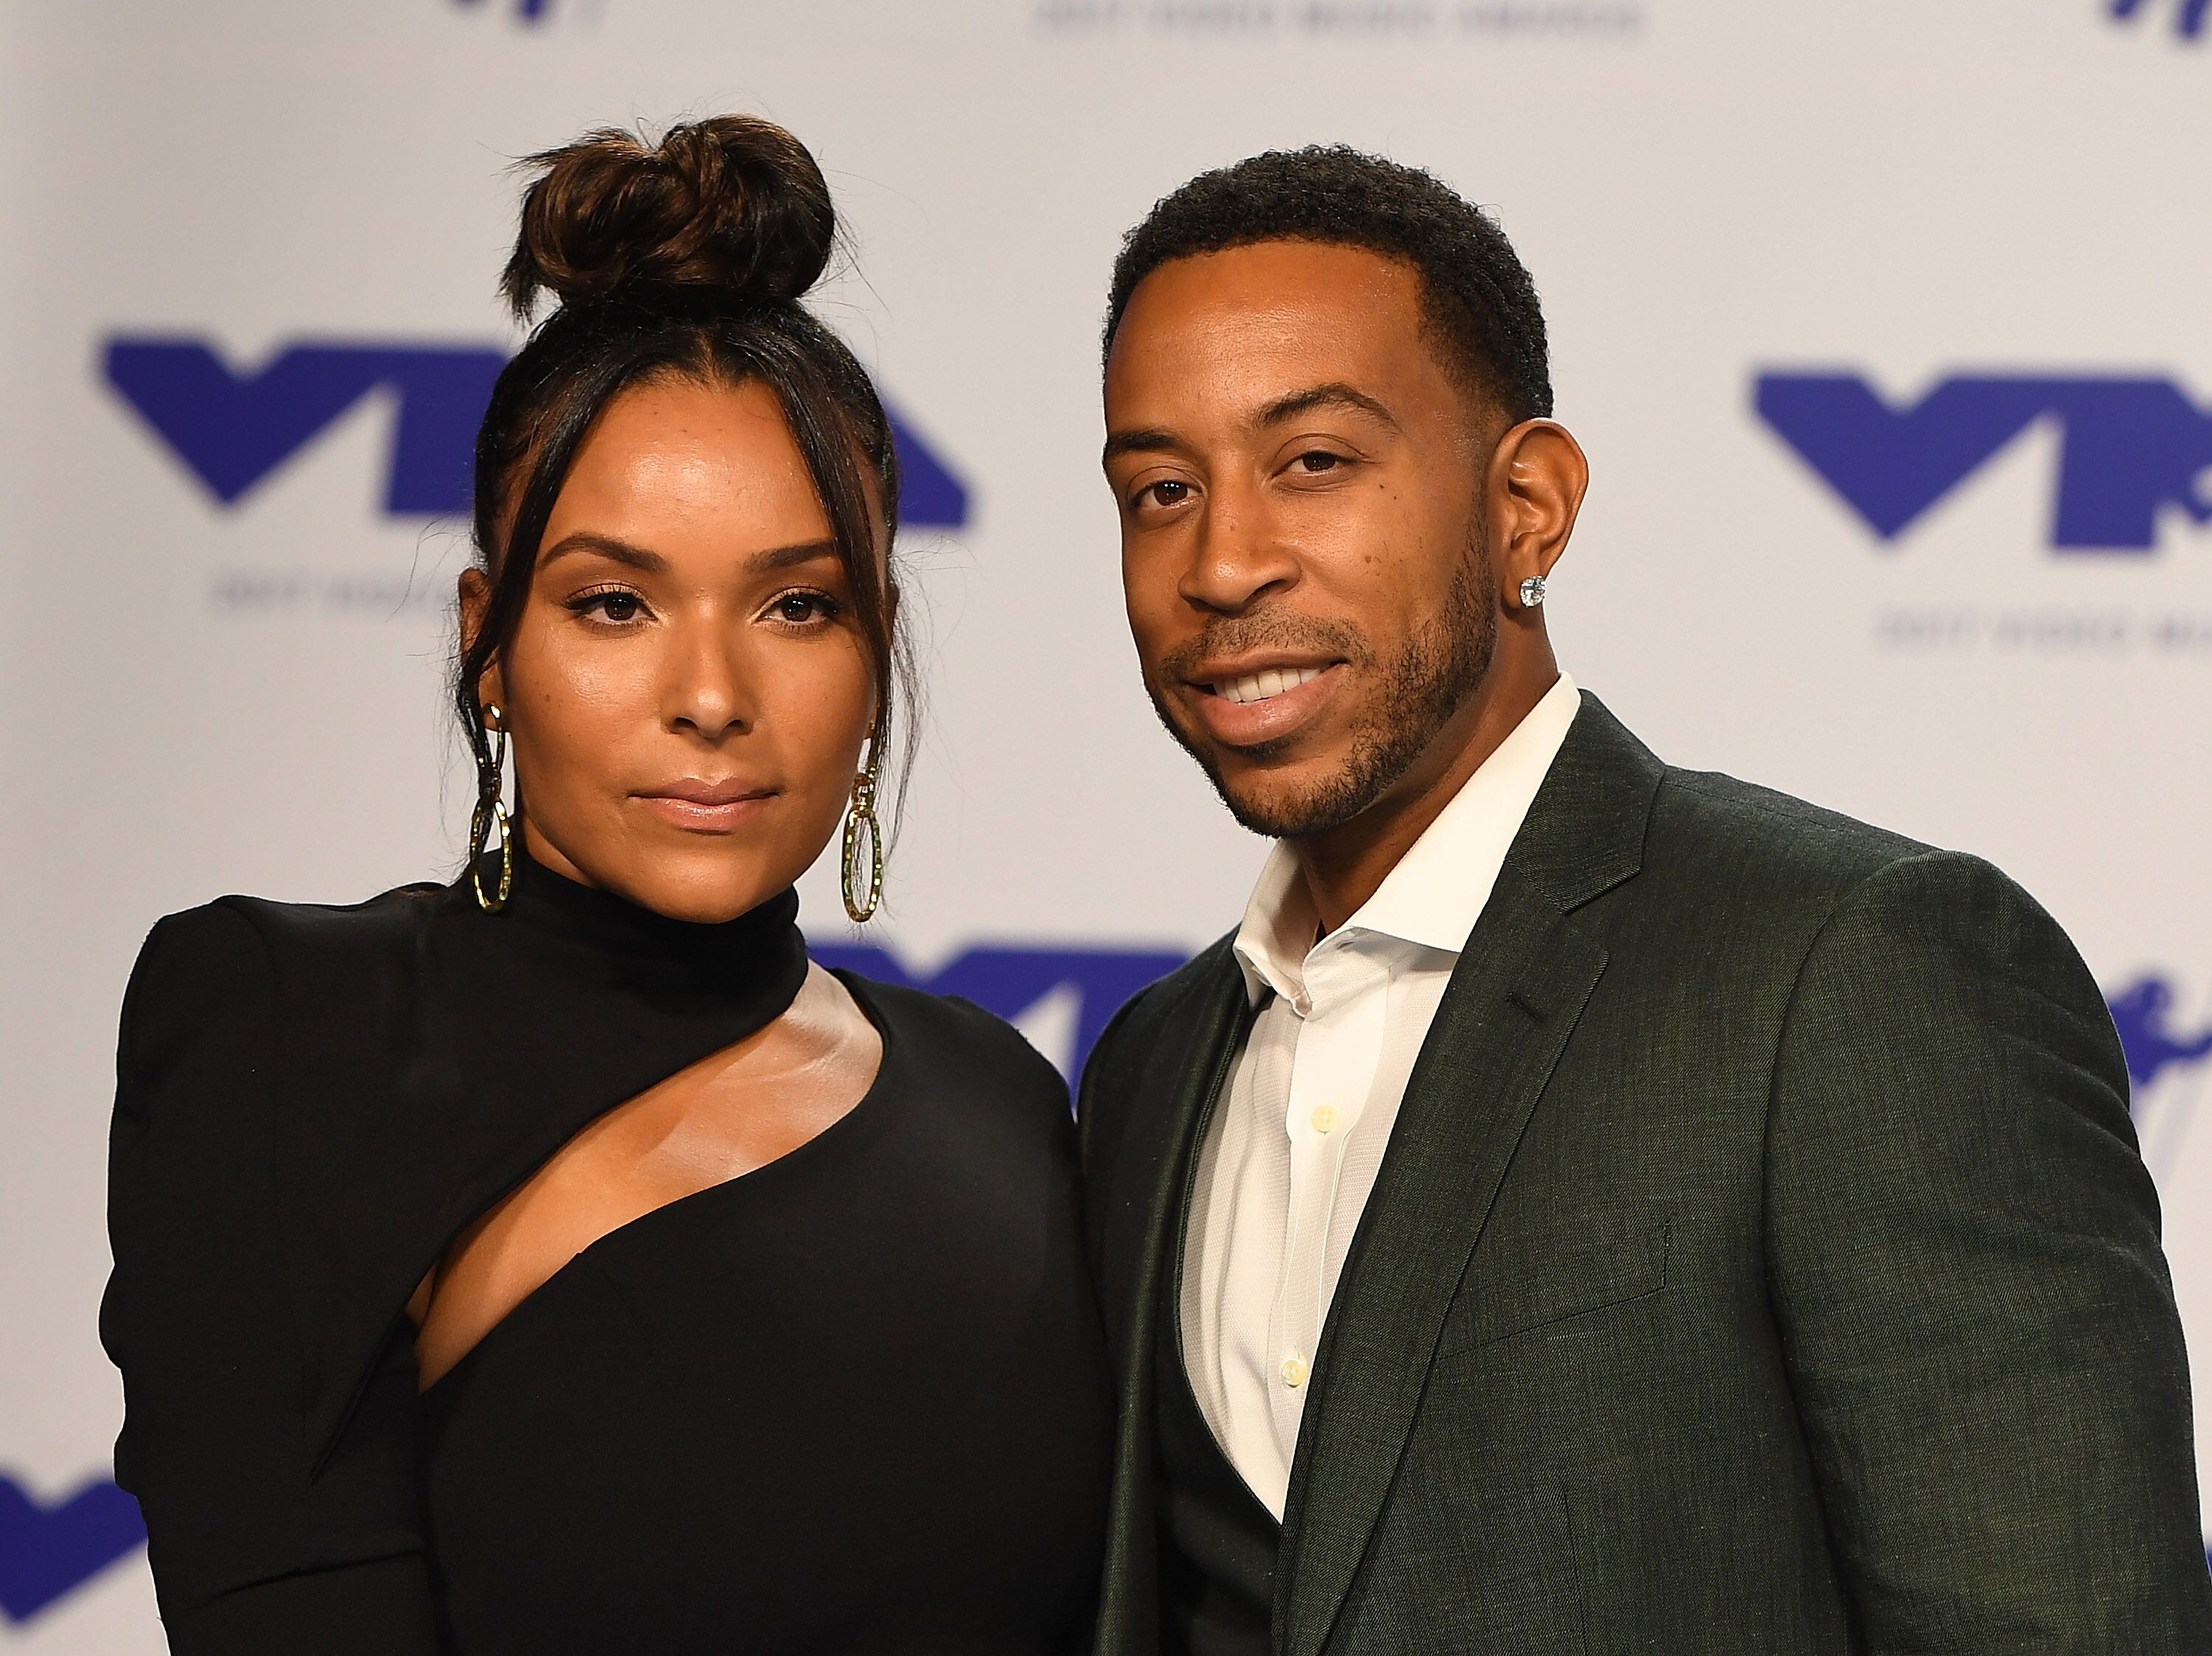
top-left (1254, 383), bottom-right (1402, 431)
top-left (537, 533), bottom-right (840, 573)
top-left (1102, 428), bottom-right (1182, 467)
top-left (1100, 385), bottom-right (1401, 468)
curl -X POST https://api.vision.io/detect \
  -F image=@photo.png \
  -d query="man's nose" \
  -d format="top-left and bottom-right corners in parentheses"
top-left (1178, 480), bottom-right (1299, 614)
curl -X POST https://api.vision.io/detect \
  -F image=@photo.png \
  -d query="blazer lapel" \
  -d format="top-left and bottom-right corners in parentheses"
top-left (1273, 694), bottom-right (1663, 1656)
top-left (1094, 945), bottom-right (1257, 1656)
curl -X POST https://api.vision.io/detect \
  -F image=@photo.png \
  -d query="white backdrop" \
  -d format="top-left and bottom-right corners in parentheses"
top-left (4, 0), bottom-right (2208, 1643)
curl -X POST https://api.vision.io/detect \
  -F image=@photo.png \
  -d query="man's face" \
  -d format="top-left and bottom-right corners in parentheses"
top-left (1103, 240), bottom-right (1498, 839)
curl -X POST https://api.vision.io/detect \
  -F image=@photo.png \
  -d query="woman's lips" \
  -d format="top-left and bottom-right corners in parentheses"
top-left (633, 784), bottom-right (774, 833)
top-left (1186, 661), bottom-right (1346, 749)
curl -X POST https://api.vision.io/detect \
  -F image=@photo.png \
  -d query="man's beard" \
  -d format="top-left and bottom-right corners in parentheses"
top-left (1147, 546), bottom-right (1496, 841)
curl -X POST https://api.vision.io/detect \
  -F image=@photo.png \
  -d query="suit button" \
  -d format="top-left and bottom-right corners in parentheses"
top-left (1280, 1354), bottom-right (1310, 1389)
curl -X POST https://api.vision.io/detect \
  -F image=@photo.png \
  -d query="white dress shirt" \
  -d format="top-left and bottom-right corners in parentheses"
top-left (1178, 673), bottom-right (1582, 1520)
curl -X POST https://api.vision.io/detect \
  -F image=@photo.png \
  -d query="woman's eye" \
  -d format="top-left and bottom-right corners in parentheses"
top-left (570, 588), bottom-right (645, 624)
top-left (769, 590), bottom-right (839, 625)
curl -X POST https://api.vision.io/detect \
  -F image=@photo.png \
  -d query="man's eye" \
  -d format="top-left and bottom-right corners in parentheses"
top-left (1141, 479), bottom-right (1192, 509)
top-left (1294, 450), bottom-right (1345, 474)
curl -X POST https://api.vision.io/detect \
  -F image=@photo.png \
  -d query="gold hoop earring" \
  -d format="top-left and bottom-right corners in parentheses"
top-left (840, 741), bottom-right (884, 924)
top-left (471, 703), bottom-right (514, 915)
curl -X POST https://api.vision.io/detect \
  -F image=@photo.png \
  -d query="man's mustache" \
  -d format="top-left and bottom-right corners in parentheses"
top-left (1155, 611), bottom-right (1374, 685)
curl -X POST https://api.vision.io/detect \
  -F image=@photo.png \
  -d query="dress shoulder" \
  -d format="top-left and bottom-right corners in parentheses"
top-left (832, 971), bottom-right (1071, 1117)
top-left (200, 880), bottom-right (448, 970)
top-left (120, 883), bottom-right (450, 1082)
top-left (128, 883), bottom-right (445, 1007)
top-left (117, 902), bottom-right (276, 1104)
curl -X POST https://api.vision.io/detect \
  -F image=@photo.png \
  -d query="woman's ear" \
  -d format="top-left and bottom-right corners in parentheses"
top-left (458, 567), bottom-right (505, 713)
top-left (874, 577), bottom-right (902, 743)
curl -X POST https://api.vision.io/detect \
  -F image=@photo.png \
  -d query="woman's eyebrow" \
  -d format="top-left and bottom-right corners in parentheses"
top-left (538, 532), bottom-right (669, 573)
top-left (747, 537), bottom-right (841, 572)
top-left (535, 535), bottom-right (839, 573)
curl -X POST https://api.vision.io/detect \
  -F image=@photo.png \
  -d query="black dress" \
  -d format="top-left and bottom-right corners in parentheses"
top-left (101, 852), bottom-right (1113, 1655)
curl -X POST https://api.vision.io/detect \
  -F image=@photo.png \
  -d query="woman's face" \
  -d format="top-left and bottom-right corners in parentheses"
top-left (466, 374), bottom-right (879, 924)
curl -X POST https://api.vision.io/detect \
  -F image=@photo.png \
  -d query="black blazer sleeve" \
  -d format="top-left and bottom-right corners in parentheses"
top-left (101, 904), bottom-right (440, 1655)
top-left (1765, 850), bottom-right (2212, 1647)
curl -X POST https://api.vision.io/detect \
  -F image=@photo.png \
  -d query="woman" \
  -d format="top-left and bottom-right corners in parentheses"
top-left (101, 116), bottom-right (1111, 1654)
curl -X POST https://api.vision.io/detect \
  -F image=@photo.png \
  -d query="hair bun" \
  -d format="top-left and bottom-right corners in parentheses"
top-left (501, 115), bottom-right (835, 319)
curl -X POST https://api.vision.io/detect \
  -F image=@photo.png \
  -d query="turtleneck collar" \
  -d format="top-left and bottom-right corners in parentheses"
top-left (454, 843), bottom-right (810, 1009)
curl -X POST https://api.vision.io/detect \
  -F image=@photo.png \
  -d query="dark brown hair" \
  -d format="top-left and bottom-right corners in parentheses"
top-left (459, 116), bottom-right (909, 835)
top-left (1105, 145), bottom-right (1552, 425)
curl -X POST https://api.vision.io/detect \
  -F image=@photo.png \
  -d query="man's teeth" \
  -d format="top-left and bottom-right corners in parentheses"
top-left (1214, 665), bottom-right (1324, 706)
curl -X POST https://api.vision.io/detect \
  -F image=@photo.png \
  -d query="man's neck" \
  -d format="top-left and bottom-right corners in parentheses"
top-left (1292, 645), bottom-right (1559, 933)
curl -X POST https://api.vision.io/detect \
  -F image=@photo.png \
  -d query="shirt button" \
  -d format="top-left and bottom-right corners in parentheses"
top-left (1280, 1354), bottom-right (1310, 1389)
top-left (1310, 1103), bottom-right (1338, 1135)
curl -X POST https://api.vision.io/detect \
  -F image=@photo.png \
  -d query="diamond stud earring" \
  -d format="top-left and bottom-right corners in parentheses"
top-left (1518, 575), bottom-right (1548, 608)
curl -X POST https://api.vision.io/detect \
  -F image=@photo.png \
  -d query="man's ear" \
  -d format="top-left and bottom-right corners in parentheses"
top-left (1483, 419), bottom-right (1590, 608)
top-left (458, 567), bottom-right (505, 712)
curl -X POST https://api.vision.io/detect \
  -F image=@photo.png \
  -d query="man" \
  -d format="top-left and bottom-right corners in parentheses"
top-left (1078, 146), bottom-right (2212, 1655)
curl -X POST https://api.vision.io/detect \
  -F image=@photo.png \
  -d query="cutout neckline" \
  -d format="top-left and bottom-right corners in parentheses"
top-left (418, 970), bottom-right (894, 1396)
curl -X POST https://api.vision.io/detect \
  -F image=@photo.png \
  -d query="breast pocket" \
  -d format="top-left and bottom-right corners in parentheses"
top-left (1450, 1208), bottom-right (1672, 1353)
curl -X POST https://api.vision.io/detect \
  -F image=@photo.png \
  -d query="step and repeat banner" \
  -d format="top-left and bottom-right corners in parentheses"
top-left (1, 0), bottom-right (2207, 1643)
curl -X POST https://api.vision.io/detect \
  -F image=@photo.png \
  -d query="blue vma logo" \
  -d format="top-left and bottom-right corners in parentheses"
top-left (101, 335), bottom-right (970, 529)
top-left (2109, 974), bottom-right (2212, 1096)
top-left (0, 1473), bottom-right (144, 1625)
top-left (808, 942), bottom-right (1189, 1081)
top-left (2108, 0), bottom-right (2209, 41)
top-left (1754, 372), bottom-right (2212, 552)
top-left (452, 0), bottom-right (555, 22)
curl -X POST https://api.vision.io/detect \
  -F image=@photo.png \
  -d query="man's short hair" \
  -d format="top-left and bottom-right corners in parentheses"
top-left (1103, 145), bottom-right (1553, 425)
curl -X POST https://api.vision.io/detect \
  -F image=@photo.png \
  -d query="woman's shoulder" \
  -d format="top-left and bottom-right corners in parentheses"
top-left (131, 881), bottom-right (451, 992)
top-left (832, 971), bottom-right (1071, 1116)
top-left (121, 882), bottom-right (454, 1071)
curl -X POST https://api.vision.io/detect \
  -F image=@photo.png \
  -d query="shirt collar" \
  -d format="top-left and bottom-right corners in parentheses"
top-left (1231, 672), bottom-right (1582, 1008)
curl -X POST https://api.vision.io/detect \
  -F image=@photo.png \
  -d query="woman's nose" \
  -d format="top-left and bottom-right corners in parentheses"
top-left (664, 622), bottom-right (751, 740)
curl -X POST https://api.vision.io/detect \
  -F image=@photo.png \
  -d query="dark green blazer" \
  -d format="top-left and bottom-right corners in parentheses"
top-left (1077, 695), bottom-right (2211, 1656)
